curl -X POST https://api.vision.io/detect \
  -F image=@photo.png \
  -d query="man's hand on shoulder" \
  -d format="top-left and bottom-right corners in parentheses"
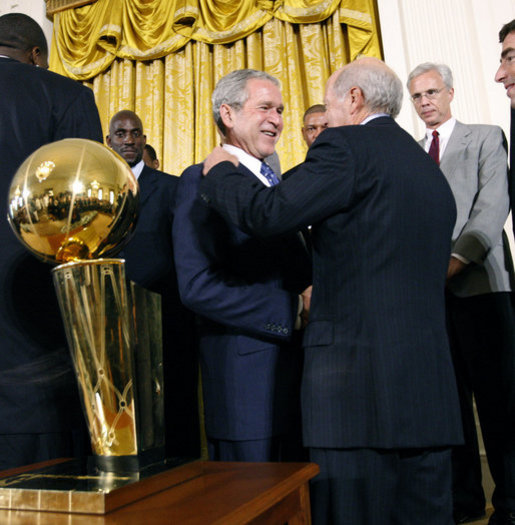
top-left (202, 146), bottom-right (239, 175)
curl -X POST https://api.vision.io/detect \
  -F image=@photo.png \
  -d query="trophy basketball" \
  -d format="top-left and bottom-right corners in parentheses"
top-left (0, 139), bottom-right (193, 514)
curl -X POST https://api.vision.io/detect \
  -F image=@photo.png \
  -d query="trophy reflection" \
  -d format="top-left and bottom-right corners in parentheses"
top-left (7, 138), bottom-right (165, 472)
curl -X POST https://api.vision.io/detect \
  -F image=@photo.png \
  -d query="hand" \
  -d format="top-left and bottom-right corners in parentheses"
top-left (447, 256), bottom-right (467, 280)
top-left (301, 285), bottom-right (312, 328)
top-left (202, 146), bottom-right (239, 175)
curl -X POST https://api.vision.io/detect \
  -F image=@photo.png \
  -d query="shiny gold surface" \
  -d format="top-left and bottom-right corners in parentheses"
top-left (0, 458), bottom-right (197, 514)
top-left (7, 138), bottom-right (138, 264)
top-left (52, 261), bottom-right (165, 458)
top-left (53, 260), bottom-right (138, 456)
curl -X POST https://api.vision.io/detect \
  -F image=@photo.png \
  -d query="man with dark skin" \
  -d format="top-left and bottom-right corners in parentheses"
top-left (0, 13), bottom-right (103, 469)
top-left (301, 104), bottom-right (328, 148)
top-left (106, 110), bottom-right (200, 459)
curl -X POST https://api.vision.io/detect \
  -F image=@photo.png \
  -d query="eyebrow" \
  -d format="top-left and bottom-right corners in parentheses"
top-left (501, 46), bottom-right (515, 59)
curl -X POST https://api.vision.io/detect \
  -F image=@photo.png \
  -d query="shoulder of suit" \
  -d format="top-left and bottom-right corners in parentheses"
top-left (3, 59), bottom-right (94, 98)
top-left (142, 165), bottom-right (178, 182)
top-left (454, 120), bottom-right (503, 136)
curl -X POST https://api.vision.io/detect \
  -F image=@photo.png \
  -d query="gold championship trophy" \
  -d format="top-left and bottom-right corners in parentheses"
top-left (0, 139), bottom-right (197, 515)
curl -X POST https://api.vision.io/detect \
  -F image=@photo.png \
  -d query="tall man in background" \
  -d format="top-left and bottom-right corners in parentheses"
top-left (0, 13), bottom-right (103, 469)
top-left (107, 110), bottom-right (200, 460)
top-left (408, 62), bottom-right (515, 525)
top-left (173, 69), bottom-right (311, 462)
top-left (199, 57), bottom-right (462, 524)
top-left (496, 20), bottom-right (515, 232)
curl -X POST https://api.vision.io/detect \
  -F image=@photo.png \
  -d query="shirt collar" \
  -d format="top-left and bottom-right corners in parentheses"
top-left (222, 144), bottom-right (262, 176)
top-left (361, 113), bottom-right (390, 125)
top-left (131, 159), bottom-right (145, 180)
top-left (426, 117), bottom-right (456, 141)
top-left (222, 144), bottom-right (273, 186)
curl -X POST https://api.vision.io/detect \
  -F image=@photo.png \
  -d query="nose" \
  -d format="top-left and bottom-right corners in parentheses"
top-left (267, 108), bottom-right (283, 127)
top-left (495, 63), bottom-right (506, 83)
top-left (419, 93), bottom-right (432, 104)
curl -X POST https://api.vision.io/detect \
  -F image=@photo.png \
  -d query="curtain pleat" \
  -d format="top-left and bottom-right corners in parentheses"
top-left (51, 0), bottom-right (381, 174)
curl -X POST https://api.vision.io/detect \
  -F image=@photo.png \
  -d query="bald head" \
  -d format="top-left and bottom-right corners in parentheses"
top-left (325, 57), bottom-right (403, 127)
top-left (107, 110), bottom-right (146, 167)
top-left (0, 13), bottom-right (48, 68)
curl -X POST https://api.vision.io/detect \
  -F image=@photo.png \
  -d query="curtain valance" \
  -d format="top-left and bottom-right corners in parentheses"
top-left (50, 0), bottom-right (379, 80)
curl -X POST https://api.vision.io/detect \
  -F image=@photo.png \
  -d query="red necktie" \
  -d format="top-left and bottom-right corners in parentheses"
top-left (428, 130), bottom-right (440, 165)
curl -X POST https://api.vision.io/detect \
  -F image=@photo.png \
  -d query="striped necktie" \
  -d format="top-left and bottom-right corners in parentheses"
top-left (260, 162), bottom-right (280, 186)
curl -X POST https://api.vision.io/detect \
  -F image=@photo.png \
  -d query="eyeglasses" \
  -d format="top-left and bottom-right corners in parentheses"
top-left (411, 88), bottom-right (444, 104)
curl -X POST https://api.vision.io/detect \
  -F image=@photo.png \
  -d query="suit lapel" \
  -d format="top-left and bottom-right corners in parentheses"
top-left (137, 165), bottom-right (157, 207)
top-left (440, 121), bottom-right (470, 178)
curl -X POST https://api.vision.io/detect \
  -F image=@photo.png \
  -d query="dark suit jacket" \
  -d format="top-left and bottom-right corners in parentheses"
top-left (173, 164), bottom-right (311, 441)
top-left (0, 57), bottom-right (103, 443)
top-left (200, 117), bottom-right (463, 449)
top-left (121, 165), bottom-right (199, 458)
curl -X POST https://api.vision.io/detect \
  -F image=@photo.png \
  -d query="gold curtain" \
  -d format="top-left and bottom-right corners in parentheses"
top-left (50, 0), bottom-right (382, 174)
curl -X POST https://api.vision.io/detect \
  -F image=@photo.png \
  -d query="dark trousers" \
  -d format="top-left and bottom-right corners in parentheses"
top-left (0, 430), bottom-right (90, 471)
top-left (207, 432), bottom-right (307, 462)
top-left (446, 291), bottom-right (515, 515)
top-left (309, 447), bottom-right (453, 525)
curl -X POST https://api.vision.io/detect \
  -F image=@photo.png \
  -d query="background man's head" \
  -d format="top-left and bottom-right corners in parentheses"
top-left (212, 69), bottom-right (283, 160)
top-left (496, 20), bottom-right (515, 108)
top-left (143, 144), bottom-right (159, 169)
top-left (324, 57), bottom-right (403, 128)
top-left (302, 104), bottom-right (328, 147)
top-left (106, 110), bottom-right (146, 167)
top-left (0, 13), bottom-right (48, 68)
top-left (407, 63), bottom-right (454, 129)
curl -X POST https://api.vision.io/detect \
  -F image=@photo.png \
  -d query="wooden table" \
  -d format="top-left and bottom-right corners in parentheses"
top-left (0, 460), bottom-right (319, 524)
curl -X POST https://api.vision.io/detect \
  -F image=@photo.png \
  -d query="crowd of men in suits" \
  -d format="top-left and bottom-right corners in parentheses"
top-left (2, 10), bottom-right (515, 525)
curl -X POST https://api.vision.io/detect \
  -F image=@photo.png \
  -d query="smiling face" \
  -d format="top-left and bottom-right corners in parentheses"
top-left (495, 31), bottom-right (515, 108)
top-left (408, 70), bottom-right (454, 129)
top-left (221, 78), bottom-right (283, 160)
top-left (107, 115), bottom-right (146, 167)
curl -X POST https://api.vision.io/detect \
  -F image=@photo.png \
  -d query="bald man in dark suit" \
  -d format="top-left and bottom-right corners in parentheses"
top-left (200, 58), bottom-right (462, 524)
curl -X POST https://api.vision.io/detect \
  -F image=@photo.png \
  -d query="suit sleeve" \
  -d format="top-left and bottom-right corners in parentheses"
top-left (452, 126), bottom-right (509, 264)
top-left (172, 166), bottom-right (300, 341)
top-left (199, 128), bottom-right (356, 237)
top-left (54, 86), bottom-right (103, 144)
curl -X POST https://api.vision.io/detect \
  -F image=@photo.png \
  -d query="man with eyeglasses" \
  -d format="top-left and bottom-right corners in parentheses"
top-left (408, 62), bottom-right (515, 525)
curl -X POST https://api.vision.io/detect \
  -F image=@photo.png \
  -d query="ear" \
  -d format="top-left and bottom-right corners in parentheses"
top-left (348, 86), bottom-right (365, 113)
top-left (143, 134), bottom-right (147, 147)
top-left (448, 87), bottom-right (455, 103)
top-left (106, 135), bottom-right (112, 147)
top-left (29, 46), bottom-right (47, 68)
top-left (219, 103), bottom-right (235, 131)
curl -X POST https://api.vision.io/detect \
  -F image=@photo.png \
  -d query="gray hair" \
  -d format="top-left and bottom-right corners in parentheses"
top-left (407, 62), bottom-right (454, 90)
top-left (212, 69), bottom-right (279, 134)
top-left (332, 58), bottom-right (403, 118)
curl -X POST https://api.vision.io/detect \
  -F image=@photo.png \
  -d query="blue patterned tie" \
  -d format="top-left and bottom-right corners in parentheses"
top-left (260, 162), bottom-right (280, 186)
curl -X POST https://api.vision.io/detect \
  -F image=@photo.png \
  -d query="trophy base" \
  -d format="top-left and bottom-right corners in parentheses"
top-left (88, 446), bottom-right (167, 474)
top-left (0, 456), bottom-right (199, 514)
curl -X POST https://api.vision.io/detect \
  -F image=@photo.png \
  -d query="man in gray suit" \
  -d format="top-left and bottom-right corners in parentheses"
top-left (408, 62), bottom-right (515, 525)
